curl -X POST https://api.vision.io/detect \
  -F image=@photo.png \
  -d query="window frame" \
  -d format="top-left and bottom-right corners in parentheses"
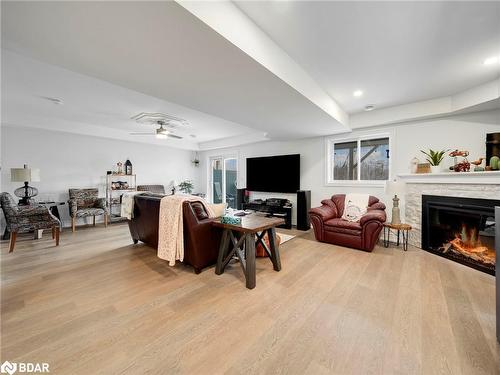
top-left (325, 132), bottom-right (392, 186)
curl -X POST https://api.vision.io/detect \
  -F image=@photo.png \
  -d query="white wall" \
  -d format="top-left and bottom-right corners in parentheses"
top-left (200, 110), bottom-right (500, 222)
top-left (2, 110), bottom-right (498, 230)
top-left (1, 125), bottom-right (200, 228)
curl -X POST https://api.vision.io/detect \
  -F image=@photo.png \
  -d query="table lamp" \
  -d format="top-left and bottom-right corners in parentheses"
top-left (385, 179), bottom-right (405, 224)
top-left (11, 164), bottom-right (40, 205)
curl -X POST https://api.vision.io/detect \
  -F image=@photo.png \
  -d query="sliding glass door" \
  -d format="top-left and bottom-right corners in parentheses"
top-left (210, 156), bottom-right (237, 209)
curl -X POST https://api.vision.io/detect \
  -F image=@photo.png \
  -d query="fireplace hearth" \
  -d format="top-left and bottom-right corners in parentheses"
top-left (422, 195), bottom-right (498, 275)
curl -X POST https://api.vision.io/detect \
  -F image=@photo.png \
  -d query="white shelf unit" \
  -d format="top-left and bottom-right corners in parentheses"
top-left (105, 174), bottom-right (137, 221)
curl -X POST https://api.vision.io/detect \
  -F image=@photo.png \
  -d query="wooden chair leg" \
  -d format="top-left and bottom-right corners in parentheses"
top-left (9, 232), bottom-right (17, 253)
top-left (93, 216), bottom-right (96, 226)
top-left (104, 214), bottom-right (108, 228)
top-left (72, 217), bottom-right (76, 232)
top-left (52, 226), bottom-right (55, 239)
top-left (54, 226), bottom-right (60, 246)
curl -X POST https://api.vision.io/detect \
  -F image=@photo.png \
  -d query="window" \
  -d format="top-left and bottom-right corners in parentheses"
top-left (209, 156), bottom-right (238, 208)
top-left (327, 135), bottom-right (390, 183)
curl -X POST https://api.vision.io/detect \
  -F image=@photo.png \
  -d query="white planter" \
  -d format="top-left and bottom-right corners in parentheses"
top-left (430, 165), bottom-right (442, 173)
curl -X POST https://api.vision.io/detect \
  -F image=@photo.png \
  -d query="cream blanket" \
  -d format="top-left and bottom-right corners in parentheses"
top-left (342, 193), bottom-right (369, 222)
top-left (157, 195), bottom-right (215, 266)
top-left (120, 191), bottom-right (148, 220)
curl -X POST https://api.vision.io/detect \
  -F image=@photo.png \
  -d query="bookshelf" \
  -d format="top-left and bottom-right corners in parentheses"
top-left (105, 174), bottom-right (137, 222)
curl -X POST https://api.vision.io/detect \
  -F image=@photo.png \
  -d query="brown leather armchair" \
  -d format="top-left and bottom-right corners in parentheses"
top-left (309, 194), bottom-right (386, 252)
top-left (127, 195), bottom-right (221, 273)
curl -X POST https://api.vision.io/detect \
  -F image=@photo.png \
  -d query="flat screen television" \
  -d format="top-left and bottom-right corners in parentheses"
top-left (246, 154), bottom-right (300, 193)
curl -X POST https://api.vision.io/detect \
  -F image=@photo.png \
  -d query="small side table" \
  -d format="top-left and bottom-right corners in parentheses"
top-left (383, 223), bottom-right (412, 251)
top-left (212, 215), bottom-right (284, 289)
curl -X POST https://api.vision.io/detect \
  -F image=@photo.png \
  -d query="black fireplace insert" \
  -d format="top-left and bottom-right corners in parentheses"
top-left (421, 195), bottom-right (498, 275)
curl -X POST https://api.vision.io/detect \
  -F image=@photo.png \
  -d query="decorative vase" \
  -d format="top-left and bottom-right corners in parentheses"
top-left (490, 156), bottom-right (499, 170)
top-left (116, 162), bottom-right (123, 174)
top-left (391, 195), bottom-right (401, 225)
top-left (410, 157), bottom-right (419, 174)
top-left (430, 165), bottom-right (441, 174)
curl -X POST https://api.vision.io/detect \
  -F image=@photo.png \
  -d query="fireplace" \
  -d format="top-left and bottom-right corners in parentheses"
top-left (421, 195), bottom-right (498, 275)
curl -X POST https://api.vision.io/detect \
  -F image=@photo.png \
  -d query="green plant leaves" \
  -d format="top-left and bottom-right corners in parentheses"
top-left (420, 149), bottom-right (448, 166)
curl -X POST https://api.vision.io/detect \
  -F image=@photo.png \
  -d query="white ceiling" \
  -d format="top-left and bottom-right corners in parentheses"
top-left (1, 50), bottom-right (258, 150)
top-left (1, 0), bottom-right (345, 146)
top-left (235, 1), bottom-right (500, 113)
top-left (1, 1), bottom-right (499, 150)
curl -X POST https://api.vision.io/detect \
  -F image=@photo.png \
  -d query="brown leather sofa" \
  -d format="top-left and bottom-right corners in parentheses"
top-left (127, 194), bottom-right (221, 273)
top-left (309, 194), bottom-right (386, 252)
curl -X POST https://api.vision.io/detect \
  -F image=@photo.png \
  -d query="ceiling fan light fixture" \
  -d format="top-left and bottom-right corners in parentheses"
top-left (156, 125), bottom-right (170, 135)
top-left (156, 133), bottom-right (168, 140)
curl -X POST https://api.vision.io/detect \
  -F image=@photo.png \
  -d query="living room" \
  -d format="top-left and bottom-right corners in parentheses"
top-left (1, 1), bottom-right (500, 374)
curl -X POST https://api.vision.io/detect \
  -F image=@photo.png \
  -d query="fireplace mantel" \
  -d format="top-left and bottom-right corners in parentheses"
top-left (398, 171), bottom-right (500, 184)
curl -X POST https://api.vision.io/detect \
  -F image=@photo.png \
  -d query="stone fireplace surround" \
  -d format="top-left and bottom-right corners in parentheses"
top-left (404, 182), bottom-right (500, 248)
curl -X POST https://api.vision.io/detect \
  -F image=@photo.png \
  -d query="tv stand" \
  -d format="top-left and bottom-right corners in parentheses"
top-left (243, 199), bottom-right (292, 229)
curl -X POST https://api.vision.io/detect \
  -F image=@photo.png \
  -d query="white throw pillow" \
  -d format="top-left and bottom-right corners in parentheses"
top-left (341, 194), bottom-right (369, 222)
top-left (208, 203), bottom-right (227, 217)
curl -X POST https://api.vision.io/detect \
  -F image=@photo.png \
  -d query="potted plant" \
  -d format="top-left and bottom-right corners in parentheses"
top-left (420, 149), bottom-right (448, 173)
top-left (178, 180), bottom-right (194, 194)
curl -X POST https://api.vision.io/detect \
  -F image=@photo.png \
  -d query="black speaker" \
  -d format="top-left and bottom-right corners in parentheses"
top-left (236, 188), bottom-right (247, 210)
top-left (296, 190), bottom-right (311, 230)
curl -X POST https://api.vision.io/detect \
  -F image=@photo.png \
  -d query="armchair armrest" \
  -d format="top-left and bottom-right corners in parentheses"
top-left (360, 210), bottom-right (386, 226)
top-left (309, 204), bottom-right (337, 222)
top-left (68, 198), bottom-right (78, 217)
top-left (94, 198), bottom-right (107, 211)
top-left (17, 205), bottom-right (51, 217)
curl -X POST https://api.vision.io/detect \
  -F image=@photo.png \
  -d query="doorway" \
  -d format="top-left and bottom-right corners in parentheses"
top-left (210, 156), bottom-right (238, 209)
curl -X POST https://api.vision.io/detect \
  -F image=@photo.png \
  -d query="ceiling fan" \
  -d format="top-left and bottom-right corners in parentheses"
top-left (129, 120), bottom-right (183, 139)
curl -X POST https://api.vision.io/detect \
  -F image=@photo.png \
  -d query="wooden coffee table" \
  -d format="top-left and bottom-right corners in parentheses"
top-left (212, 214), bottom-right (285, 289)
top-left (383, 223), bottom-right (412, 251)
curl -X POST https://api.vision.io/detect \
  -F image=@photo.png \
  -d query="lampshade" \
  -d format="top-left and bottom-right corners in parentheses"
top-left (385, 179), bottom-right (405, 197)
top-left (170, 180), bottom-right (178, 187)
top-left (11, 166), bottom-right (40, 182)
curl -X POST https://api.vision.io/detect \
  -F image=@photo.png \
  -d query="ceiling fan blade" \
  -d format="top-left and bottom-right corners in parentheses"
top-left (167, 134), bottom-right (183, 139)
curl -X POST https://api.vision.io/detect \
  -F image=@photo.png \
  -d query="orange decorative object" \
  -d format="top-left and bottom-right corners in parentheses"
top-left (449, 150), bottom-right (469, 157)
top-left (471, 157), bottom-right (485, 166)
top-left (256, 233), bottom-right (281, 257)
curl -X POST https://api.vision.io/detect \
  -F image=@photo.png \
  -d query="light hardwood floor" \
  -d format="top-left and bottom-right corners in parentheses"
top-left (1, 223), bottom-right (498, 374)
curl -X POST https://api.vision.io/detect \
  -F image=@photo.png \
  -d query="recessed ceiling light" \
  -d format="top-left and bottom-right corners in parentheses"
top-left (365, 105), bottom-right (375, 111)
top-left (353, 90), bottom-right (363, 97)
top-left (483, 56), bottom-right (499, 66)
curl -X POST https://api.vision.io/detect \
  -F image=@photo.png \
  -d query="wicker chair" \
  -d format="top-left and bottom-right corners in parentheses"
top-left (68, 188), bottom-right (108, 232)
top-left (0, 192), bottom-right (60, 252)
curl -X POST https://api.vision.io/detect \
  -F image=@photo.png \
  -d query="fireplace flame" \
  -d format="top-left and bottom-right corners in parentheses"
top-left (454, 224), bottom-right (483, 251)
top-left (444, 223), bottom-right (495, 265)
